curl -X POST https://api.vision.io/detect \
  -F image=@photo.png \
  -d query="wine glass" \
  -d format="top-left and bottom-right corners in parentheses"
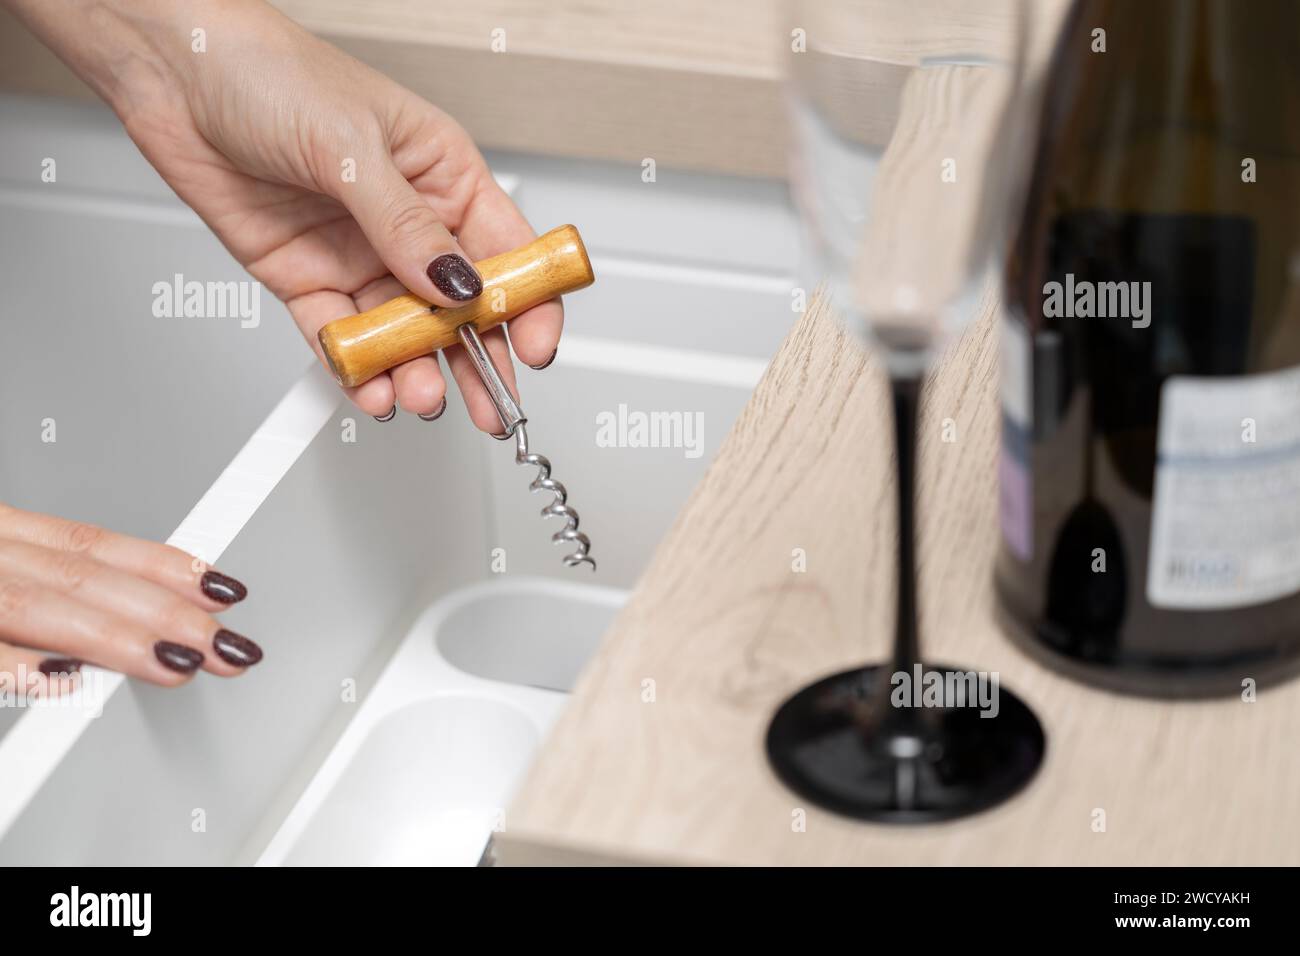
top-left (766, 0), bottom-right (1046, 821)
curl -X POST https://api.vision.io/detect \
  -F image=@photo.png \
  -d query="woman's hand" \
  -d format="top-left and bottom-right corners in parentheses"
top-left (0, 503), bottom-right (258, 694)
top-left (4, 0), bottom-right (561, 429)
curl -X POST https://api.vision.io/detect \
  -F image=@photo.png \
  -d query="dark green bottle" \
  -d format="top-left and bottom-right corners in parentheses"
top-left (996, 0), bottom-right (1300, 695)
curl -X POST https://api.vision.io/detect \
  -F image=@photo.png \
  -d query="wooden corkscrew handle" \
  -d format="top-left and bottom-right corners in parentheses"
top-left (318, 224), bottom-right (594, 388)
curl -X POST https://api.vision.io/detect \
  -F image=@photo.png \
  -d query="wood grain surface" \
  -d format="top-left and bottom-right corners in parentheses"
top-left (497, 290), bottom-right (1300, 866)
top-left (0, 0), bottom-right (1073, 179)
top-left (0, 0), bottom-right (789, 177)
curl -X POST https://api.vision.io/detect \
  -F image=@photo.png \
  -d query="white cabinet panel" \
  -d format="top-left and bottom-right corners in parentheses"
top-left (566, 255), bottom-right (795, 359)
top-left (0, 201), bottom-right (306, 540)
top-left (492, 152), bottom-right (797, 274)
top-left (486, 362), bottom-right (753, 588)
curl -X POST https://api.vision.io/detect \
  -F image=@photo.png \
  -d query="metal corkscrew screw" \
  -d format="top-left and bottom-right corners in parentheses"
top-left (457, 324), bottom-right (596, 571)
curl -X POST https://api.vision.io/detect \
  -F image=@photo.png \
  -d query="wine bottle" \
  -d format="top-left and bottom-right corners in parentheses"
top-left (996, 0), bottom-right (1300, 695)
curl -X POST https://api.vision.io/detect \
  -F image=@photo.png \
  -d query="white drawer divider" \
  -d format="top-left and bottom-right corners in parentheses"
top-left (0, 363), bottom-right (341, 838)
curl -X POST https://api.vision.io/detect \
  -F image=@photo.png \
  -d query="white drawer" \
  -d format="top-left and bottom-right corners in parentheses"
top-left (0, 94), bottom-right (791, 865)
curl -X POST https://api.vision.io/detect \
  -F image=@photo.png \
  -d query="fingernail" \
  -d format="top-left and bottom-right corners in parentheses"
top-left (528, 349), bottom-right (557, 371)
top-left (426, 254), bottom-right (482, 301)
top-left (374, 405), bottom-right (397, 422)
top-left (213, 629), bottom-right (263, 667)
top-left (201, 570), bottom-right (247, 605)
top-left (418, 397), bottom-right (448, 422)
top-left (155, 641), bottom-right (204, 673)
top-left (39, 658), bottom-right (81, 677)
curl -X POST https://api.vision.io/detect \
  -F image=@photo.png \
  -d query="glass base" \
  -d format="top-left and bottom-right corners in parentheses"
top-left (766, 663), bottom-right (1045, 823)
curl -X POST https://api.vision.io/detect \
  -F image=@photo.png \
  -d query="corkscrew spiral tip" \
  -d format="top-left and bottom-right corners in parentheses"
top-left (515, 425), bottom-right (596, 571)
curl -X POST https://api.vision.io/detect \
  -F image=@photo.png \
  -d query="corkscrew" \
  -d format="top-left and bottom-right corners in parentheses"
top-left (455, 322), bottom-right (596, 570)
top-left (316, 225), bottom-right (598, 571)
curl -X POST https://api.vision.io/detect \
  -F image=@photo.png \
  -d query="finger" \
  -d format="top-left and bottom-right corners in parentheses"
top-left (0, 540), bottom-right (259, 676)
top-left (0, 579), bottom-right (200, 687)
top-left (0, 639), bottom-right (80, 700)
top-left (444, 326), bottom-right (519, 434)
top-left (507, 300), bottom-right (564, 370)
top-left (456, 178), bottom-right (564, 369)
top-left (351, 274), bottom-right (407, 311)
top-left (338, 148), bottom-right (483, 310)
top-left (392, 354), bottom-right (448, 418)
top-left (0, 504), bottom-right (246, 614)
top-left (286, 289), bottom-right (397, 417)
top-left (344, 277), bottom-right (448, 418)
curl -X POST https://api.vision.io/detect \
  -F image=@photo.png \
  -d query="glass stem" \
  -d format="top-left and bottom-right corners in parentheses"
top-left (890, 372), bottom-right (922, 679)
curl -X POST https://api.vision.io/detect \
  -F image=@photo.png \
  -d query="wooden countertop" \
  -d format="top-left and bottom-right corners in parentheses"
top-left (0, 0), bottom-right (787, 178)
top-left (495, 291), bottom-right (1300, 866)
top-left (0, 1), bottom-right (1076, 179)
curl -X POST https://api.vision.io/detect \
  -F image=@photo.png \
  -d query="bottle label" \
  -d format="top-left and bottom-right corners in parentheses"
top-left (999, 318), bottom-right (1033, 561)
top-left (1147, 365), bottom-right (1300, 609)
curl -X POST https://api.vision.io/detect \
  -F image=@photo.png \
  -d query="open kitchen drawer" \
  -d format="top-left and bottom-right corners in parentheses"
top-left (0, 94), bottom-right (796, 865)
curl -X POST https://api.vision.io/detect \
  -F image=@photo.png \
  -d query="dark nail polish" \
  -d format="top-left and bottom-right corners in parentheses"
top-left (155, 641), bottom-right (203, 673)
top-left (39, 658), bottom-right (81, 677)
top-left (528, 349), bottom-right (557, 371)
top-left (201, 570), bottom-right (247, 605)
top-left (374, 405), bottom-right (397, 422)
top-left (213, 629), bottom-right (263, 667)
top-left (426, 254), bottom-right (483, 301)
top-left (418, 397), bottom-right (448, 421)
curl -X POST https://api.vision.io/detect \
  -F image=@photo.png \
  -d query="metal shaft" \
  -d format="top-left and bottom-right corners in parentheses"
top-left (457, 323), bottom-right (525, 439)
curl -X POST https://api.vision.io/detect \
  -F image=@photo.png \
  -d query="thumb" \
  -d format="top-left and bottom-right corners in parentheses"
top-left (339, 153), bottom-right (482, 308)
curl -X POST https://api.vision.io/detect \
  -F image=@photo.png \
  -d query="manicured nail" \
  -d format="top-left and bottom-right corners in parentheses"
top-left (374, 405), bottom-right (397, 422)
top-left (528, 349), bottom-right (557, 371)
top-left (155, 641), bottom-right (203, 673)
top-left (418, 397), bottom-right (448, 422)
top-left (426, 254), bottom-right (482, 301)
top-left (213, 629), bottom-right (263, 667)
top-left (39, 658), bottom-right (81, 677)
top-left (201, 570), bottom-right (247, 605)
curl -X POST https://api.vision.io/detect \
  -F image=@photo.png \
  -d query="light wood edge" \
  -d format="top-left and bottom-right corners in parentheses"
top-left (0, 7), bottom-right (787, 179)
